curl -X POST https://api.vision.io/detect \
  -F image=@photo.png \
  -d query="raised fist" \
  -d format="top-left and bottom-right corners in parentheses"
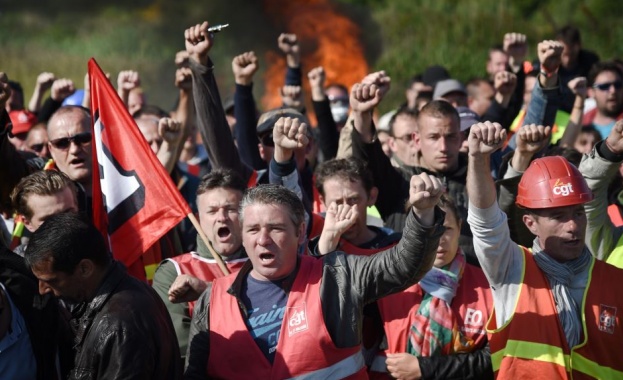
top-left (175, 67), bottom-right (192, 90)
top-left (51, 78), bottom-right (76, 101)
top-left (185, 21), bottom-right (214, 66)
top-left (468, 121), bottom-right (507, 156)
top-left (158, 117), bottom-right (183, 144)
top-left (232, 51), bottom-right (259, 86)
top-left (117, 70), bottom-right (140, 92)
top-left (273, 116), bottom-right (309, 150)
top-left (350, 83), bottom-right (382, 113)
top-left (409, 172), bottom-right (444, 211)
top-left (503, 33), bottom-right (528, 62)
top-left (494, 71), bottom-right (517, 96)
top-left (538, 40), bottom-right (564, 74)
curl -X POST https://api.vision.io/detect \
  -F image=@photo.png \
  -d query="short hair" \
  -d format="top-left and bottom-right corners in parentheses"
top-left (588, 61), bottom-right (623, 86)
top-left (325, 83), bottom-right (349, 96)
top-left (48, 106), bottom-right (91, 133)
top-left (408, 74), bottom-right (424, 88)
top-left (315, 157), bottom-right (375, 197)
top-left (439, 194), bottom-right (461, 224)
top-left (544, 146), bottom-right (582, 167)
top-left (388, 105), bottom-right (418, 137)
top-left (556, 25), bottom-right (581, 46)
top-left (10, 171), bottom-right (77, 218)
top-left (132, 105), bottom-right (169, 119)
top-left (25, 212), bottom-right (111, 274)
top-left (8, 80), bottom-right (23, 98)
top-left (417, 99), bottom-right (460, 128)
top-left (488, 44), bottom-right (505, 59)
top-left (466, 78), bottom-right (492, 98)
top-left (196, 169), bottom-right (246, 199)
top-left (239, 184), bottom-right (305, 230)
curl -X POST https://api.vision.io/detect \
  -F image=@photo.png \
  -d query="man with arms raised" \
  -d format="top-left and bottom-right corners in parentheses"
top-left (467, 121), bottom-right (623, 378)
top-left (185, 175), bottom-right (445, 378)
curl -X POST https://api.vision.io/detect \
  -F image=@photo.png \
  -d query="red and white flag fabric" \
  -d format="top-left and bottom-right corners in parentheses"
top-left (88, 58), bottom-right (191, 279)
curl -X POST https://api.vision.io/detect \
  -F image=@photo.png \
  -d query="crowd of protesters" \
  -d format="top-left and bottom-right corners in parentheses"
top-left (1, 16), bottom-right (623, 380)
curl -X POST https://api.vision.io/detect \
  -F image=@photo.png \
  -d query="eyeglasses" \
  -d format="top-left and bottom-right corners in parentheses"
top-left (29, 143), bottom-right (46, 153)
top-left (592, 81), bottom-right (623, 91)
top-left (259, 132), bottom-right (274, 147)
top-left (392, 134), bottom-right (414, 143)
top-left (49, 132), bottom-right (92, 150)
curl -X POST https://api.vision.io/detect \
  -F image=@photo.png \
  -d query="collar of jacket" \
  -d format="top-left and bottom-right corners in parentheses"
top-left (71, 261), bottom-right (125, 348)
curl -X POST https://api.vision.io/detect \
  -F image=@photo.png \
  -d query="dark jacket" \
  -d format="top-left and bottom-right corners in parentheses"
top-left (0, 246), bottom-right (72, 380)
top-left (184, 207), bottom-right (445, 379)
top-left (350, 127), bottom-right (477, 265)
top-left (69, 261), bottom-right (182, 379)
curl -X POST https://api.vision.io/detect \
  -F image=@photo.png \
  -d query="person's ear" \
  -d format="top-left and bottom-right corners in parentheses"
top-left (387, 137), bottom-right (399, 153)
top-left (523, 214), bottom-right (538, 235)
top-left (297, 223), bottom-right (307, 245)
top-left (77, 259), bottom-right (95, 279)
top-left (368, 187), bottom-right (378, 206)
top-left (318, 193), bottom-right (326, 208)
top-left (413, 131), bottom-right (421, 150)
top-left (23, 217), bottom-right (36, 233)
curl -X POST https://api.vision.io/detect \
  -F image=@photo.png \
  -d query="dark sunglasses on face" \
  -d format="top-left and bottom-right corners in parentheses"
top-left (592, 80), bottom-right (623, 91)
top-left (259, 132), bottom-right (275, 147)
top-left (29, 143), bottom-right (46, 153)
top-left (49, 132), bottom-right (92, 150)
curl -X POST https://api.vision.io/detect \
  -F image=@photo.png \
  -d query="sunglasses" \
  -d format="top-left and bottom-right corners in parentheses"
top-left (592, 81), bottom-right (623, 91)
top-left (259, 132), bottom-right (274, 147)
top-left (50, 132), bottom-right (92, 150)
top-left (29, 143), bottom-right (46, 153)
top-left (392, 134), bottom-right (414, 143)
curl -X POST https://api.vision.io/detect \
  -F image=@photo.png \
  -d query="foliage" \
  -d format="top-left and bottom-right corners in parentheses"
top-left (1, 0), bottom-right (622, 113)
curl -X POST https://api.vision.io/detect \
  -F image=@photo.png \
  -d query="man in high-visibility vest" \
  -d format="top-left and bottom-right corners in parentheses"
top-left (467, 120), bottom-right (623, 379)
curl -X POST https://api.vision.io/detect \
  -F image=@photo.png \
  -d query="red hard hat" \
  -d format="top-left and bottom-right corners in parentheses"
top-left (516, 156), bottom-right (593, 209)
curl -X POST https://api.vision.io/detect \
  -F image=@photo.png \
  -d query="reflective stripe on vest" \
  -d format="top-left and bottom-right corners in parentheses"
top-left (490, 339), bottom-right (568, 371)
top-left (284, 350), bottom-right (365, 380)
top-left (607, 233), bottom-right (623, 269)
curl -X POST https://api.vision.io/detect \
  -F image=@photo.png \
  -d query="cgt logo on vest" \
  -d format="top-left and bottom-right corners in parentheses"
top-left (599, 304), bottom-right (617, 334)
top-left (550, 178), bottom-right (574, 198)
top-left (287, 304), bottom-right (309, 337)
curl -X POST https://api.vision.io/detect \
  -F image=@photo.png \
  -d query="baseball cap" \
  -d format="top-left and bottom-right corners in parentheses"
top-left (256, 107), bottom-right (310, 136)
top-left (433, 79), bottom-right (467, 100)
top-left (422, 65), bottom-right (450, 88)
top-left (62, 89), bottom-right (85, 107)
top-left (456, 106), bottom-right (479, 132)
top-left (9, 110), bottom-right (38, 135)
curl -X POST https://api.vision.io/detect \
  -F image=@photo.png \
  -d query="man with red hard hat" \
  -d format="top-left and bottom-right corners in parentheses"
top-left (466, 120), bottom-right (623, 379)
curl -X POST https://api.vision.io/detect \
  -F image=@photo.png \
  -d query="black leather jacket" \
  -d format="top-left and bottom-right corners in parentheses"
top-left (69, 262), bottom-right (182, 379)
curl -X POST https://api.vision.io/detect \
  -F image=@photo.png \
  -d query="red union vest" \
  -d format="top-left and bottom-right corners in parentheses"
top-left (207, 255), bottom-right (367, 379)
top-left (370, 264), bottom-right (493, 378)
top-left (489, 246), bottom-right (623, 379)
top-left (165, 252), bottom-right (247, 317)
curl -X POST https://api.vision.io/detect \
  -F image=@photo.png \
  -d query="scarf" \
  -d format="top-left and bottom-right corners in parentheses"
top-left (532, 240), bottom-right (592, 348)
top-left (407, 250), bottom-right (476, 356)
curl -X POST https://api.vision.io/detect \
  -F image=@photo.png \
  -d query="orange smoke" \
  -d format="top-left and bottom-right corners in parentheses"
top-left (261, 0), bottom-right (369, 117)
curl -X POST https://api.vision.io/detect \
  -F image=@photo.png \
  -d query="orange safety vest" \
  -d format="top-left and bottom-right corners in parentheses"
top-left (370, 264), bottom-right (493, 378)
top-left (489, 246), bottom-right (623, 379)
top-left (165, 252), bottom-right (247, 317)
top-left (207, 255), bottom-right (367, 379)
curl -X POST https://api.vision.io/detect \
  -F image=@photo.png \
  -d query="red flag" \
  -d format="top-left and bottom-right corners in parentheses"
top-left (88, 58), bottom-right (191, 278)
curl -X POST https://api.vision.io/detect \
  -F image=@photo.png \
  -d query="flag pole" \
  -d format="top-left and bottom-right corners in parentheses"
top-left (187, 212), bottom-right (230, 276)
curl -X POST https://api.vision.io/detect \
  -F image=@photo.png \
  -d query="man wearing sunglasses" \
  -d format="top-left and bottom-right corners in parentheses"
top-left (583, 61), bottom-right (623, 139)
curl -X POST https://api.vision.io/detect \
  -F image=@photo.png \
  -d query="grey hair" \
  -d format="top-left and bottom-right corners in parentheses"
top-left (239, 184), bottom-right (305, 230)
